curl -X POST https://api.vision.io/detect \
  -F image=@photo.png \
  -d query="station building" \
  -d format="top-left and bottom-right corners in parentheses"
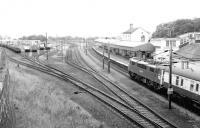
top-left (150, 38), bottom-right (181, 62)
top-left (95, 24), bottom-right (155, 59)
top-left (178, 32), bottom-right (200, 47)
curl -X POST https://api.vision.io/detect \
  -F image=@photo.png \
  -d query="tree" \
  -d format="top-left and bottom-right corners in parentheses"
top-left (19, 35), bottom-right (46, 42)
top-left (152, 18), bottom-right (200, 38)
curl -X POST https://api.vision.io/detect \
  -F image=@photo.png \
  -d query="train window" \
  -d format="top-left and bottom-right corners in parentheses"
top-left (149, 67), bottom-right (154, 72)
top-left (132, 61), bottom-right (135, 65)
top-left (176, 76), bottom-right (179, 86)
top-left (137, 63), bottom-right (146, 69)
top-left (180, 79), bottom-right (184, 86)
top-left (196, 84), bottom-right (199, 92)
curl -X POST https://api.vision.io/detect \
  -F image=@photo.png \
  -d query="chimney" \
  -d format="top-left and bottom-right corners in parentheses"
top-left (130, 24), bottom-right (133, 29)
top-left (186, 61), bottom-right (189, 69)
top-left (181, 61), bottom-right (184, 69)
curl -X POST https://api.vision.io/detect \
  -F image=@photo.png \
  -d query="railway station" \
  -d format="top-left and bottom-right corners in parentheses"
top-left (0, 0), bottom-right (200, 127)
top-left (95, 24), bottom-right (155, 60)
top-left (1, 34), bottom-right (200, 128)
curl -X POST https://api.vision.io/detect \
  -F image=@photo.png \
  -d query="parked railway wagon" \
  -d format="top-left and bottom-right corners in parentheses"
top-left (24, 45), bottom-right (30, 52)
top-left (45, 47), bottom-right (51, 50)
top-left (0, 44), bottom-right (21, 53)
top-left (31, 45), bottom-right (38, 52)
top-left (39, 47), bottom-right (45, 50)
top-left (128, 58), bottom-right (200, 106)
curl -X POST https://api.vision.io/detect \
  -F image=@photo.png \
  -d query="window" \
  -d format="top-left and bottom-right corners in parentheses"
top-left (180, 79), bottom-right (184, 86)
top-left (131, 61), bottom-right (135, 65)
top-left (176, 76), bottom-right (179, 85)
top-left (149, 67), bottom-right (154, 72)
top-left (173, 41), bottom-right (176, 47)
top-left (137, 63), bottom-right (147, 69)
top-left (166, 40), bottom-right (169, 47)
top-left (180, 39), bottom-right (183, 45)
top-left (196, 84), bottom-right (199, 92)
top-left (190, 82), bottom-right (194, 91)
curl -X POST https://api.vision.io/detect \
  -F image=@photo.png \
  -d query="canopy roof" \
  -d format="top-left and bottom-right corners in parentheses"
top-left (175, 43), bottom-right (200, 60)
top-left (95, 39), bottom-right (155, 53)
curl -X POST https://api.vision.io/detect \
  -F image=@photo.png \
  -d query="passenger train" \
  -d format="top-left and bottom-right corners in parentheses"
top-left (128, 58), bottom-right (200, 106)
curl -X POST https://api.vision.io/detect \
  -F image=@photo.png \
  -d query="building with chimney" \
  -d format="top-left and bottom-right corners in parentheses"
top-left (121, 24), bottom-right (150, 42)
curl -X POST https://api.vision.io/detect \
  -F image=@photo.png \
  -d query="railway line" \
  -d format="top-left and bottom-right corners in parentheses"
top-left (64, 45), bottom-right (179, 128)
top-left (5, 47), bottom-right (179, 128)
top-left (90, 46), bottom-right (200, 115)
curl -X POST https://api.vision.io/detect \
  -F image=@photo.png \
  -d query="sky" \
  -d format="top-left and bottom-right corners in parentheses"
top-left (0, 0), bottom-right (200, 38)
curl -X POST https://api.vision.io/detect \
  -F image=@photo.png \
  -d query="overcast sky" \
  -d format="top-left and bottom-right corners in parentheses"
top-left (0, 0), bottom-right (200, 38)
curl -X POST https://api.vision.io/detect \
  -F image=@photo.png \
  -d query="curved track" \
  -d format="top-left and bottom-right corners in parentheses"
top-left (64, 45), bottom-right (179, 128)
top-left (6, 47), bottom-right (179, 128)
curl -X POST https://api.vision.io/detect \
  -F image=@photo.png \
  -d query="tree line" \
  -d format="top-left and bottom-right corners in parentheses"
top-left (152, 18), bottom-right (200, 38)
top-left (19, 35), bottom-right (47, 42)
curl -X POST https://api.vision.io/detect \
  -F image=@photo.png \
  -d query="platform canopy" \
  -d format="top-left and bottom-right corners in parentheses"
top-left (95, 38), bottom-right (155, 53)
top-left (175, 43), bottom-right (200, 61)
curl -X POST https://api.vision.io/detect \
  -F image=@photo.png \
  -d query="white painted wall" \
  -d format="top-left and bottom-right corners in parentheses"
top-left (122, 28), bottom-right (150, 42)
top-left (150, 38), bottom-right (181, 61)
top-left (130, 28), bottom-right (149, 42)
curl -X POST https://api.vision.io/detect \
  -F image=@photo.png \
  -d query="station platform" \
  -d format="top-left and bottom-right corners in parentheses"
top-left (92, 46), bottom-right (129, 67)
top-left (84, 46), bottom-right (200, 128)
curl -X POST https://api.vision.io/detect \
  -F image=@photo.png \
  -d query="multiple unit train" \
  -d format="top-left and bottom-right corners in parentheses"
top-left (128, 58), bottom-right (200, 105)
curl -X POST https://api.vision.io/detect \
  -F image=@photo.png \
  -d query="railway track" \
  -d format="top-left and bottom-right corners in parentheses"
top-left (6, 54), bottom-right (149, 128)
top-left (7, 48), bottom-right (178, 128)
top-left (63, 45), bottom-right (179, 128)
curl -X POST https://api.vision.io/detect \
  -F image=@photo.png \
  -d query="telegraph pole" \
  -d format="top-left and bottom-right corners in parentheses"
top-left (61, 40), bottom-right (63, 61)
top-left (168, 30), bottom-right (173, 109)
top-left (108, 40), bottom-right (110, 73)
top-left (102, 44), bottom-right (105, 69)
top-left (46, 32), bottom-right (48, 60)
top-left (85, 38), bottom-right (87, 55)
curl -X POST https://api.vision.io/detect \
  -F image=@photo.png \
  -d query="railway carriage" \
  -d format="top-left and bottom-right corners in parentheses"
top-left (128, 58), bottom-right (200, 105)
top-left (161, 66), bottom-right (200, 104)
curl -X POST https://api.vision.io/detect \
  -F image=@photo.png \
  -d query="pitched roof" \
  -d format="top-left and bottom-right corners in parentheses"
top-left (175, 43), bottom-right (200, 60)
top-left (131, 42), bottom-right (155, 52)
top-left (123, 27), bottom-right (138, 34)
